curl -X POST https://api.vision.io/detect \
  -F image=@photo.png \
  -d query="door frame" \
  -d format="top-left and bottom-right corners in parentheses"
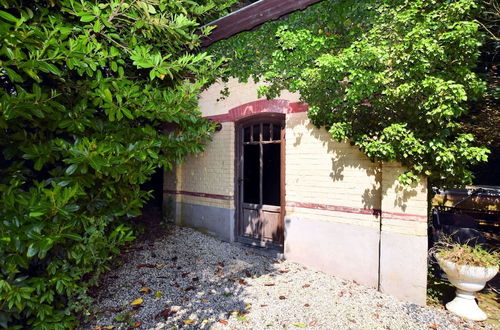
top-left (234, 113), bottom-right (285, 250)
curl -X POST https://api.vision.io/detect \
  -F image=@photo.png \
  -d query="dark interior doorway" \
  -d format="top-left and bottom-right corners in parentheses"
top-left (140, 166), bottom-right (164, 222)
top-left (236, 114), bottom-right (285, 248)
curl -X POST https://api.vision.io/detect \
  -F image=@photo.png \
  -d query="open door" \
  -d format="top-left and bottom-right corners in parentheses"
top-left (236, 114), bottom-right (285, 248)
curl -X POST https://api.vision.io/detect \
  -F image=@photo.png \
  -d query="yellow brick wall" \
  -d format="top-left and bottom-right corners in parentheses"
top-left (178, 121), bottom-right (235, 209)
top-left (199, 78), bottom-right (300, 117)
top-left (285, 111), bottom-right (381, 228)
top-left (381, 162), bottom-right (428, 236)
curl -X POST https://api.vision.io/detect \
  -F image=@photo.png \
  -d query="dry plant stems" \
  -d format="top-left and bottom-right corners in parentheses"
top-left (431, 236), bottom-right (499, 268)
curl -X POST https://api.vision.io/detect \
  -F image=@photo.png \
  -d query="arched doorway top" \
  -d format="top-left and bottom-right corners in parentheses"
top-left (205, 99), bottom-right (307, 123)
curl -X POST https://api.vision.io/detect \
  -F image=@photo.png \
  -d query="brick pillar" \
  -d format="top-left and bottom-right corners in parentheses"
top-left (379, 162), bottom-right (428, 305)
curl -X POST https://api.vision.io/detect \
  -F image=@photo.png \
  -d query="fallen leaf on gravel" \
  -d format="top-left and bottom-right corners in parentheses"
top-left (230, 310), bottom-right (240, 315)
top-left (137, 264), bottom-right (155, 269)
top-left (172, 283), bottom-right (180, 288)
top-left (245, 303), bottom-right (252, 309)
top-left (428, 324), bottom-right (438, 329)
top-left (292, 323), bottom-right (307, 328)
top-left (338, 291), bottom-right (344, 297)
top-left (184, 286), bottom-right (195, 291)
top-left (372, 314), bottom-right (379, 319)
top-left (219, 320), bottom-right (228, 325)
top-left (181, 272), bottom-right (190, 278)
top-left (304, 304), bottom-right (310, 307)
top-left (309, 320), bottom-right (317, 326)
top-left (376, 303), bottom-right (383, 308)
top-left (353, 280), bottom-right (359, 285)
top-left (182, 297), bottom-right (189, 302)
top-left (129, 322), bottom-right (141, 329)
top-left (155, 291), bottom-right (163, 298)
top-left (92, 326), bottom-right (114, 330)
top-left (245, 252), bottom-right (253, 256)
top-left (279, 296), bottom-right (286, 300)
top-left (130, 298), bottom-right (143, 306)
top-left (139, 287), bottom-right (150, 294)
top-left (264, 283), bottom-right (275, 286)
top-left (239, 279), bottom-right (247, 285)
top-left (260, 304), bottom-right (268, 307)
top-left (218, 262), bottom-right (225, 267)
top-left (279, 270), bottom-right (290, 273)
top-left (183, 319), bottom-right (195, 325)
top-left (155, 307), bottom-right (176, 320)
top-left (156, 264), bottom-right (165, 268)
top-left (200, 298), bottom-right (208, 302)
top-left (302, 284), bottom-right (310, 288)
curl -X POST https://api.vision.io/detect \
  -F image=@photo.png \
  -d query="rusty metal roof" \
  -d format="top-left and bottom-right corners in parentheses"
top-left (201, 0), bottom-right (323, 47)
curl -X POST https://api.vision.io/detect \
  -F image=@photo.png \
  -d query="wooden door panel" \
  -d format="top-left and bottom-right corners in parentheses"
top-left (262, 209), bottom-right (281, 242)
top-left (242, 208), bottom-right (261, 239)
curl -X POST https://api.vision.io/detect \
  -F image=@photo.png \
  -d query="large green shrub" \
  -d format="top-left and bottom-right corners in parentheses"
top-left (0, 0), bottom-right (236, 328)
top-left (208, 0), bottom-right (490, 186)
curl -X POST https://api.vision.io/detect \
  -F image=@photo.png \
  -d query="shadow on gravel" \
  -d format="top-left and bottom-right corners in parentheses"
top-left (82, 219), bottom-right (282, 329)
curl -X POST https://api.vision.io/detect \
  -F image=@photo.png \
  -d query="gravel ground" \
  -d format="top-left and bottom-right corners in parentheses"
top-left (83, 225), bottom-right (493, 330)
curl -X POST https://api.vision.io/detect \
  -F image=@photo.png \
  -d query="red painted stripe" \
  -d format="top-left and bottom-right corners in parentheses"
top-left (287, 201), bottom-right (427, 222)
top-left (163, 189), bottom-right (233, 201)
top-left (380, 211), bottom-right (428, 222)
top-left (287, 201), bottom-right (380, 216)
top-left (165, 190), bottom-right (427, 222)
top-left (205, 99), bottom-right (308, 123)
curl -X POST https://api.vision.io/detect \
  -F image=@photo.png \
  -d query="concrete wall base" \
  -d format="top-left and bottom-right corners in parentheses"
top-left (177, 202), bottom-right (235, 243)
top-left (379, 232), bottom-right (428, 305)
top-left (284, 216), bottom-right (380, 288)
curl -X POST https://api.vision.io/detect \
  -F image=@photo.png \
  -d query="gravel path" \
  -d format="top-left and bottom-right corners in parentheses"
top-left (84, 225), bottom-right (493, 329)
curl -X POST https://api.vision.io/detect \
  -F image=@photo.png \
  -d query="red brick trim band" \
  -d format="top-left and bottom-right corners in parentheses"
top-left (380, 211), bottom-right (428, 222)
top-left (205, 99), bottom-right (308, 123)
top-left (164, 190), bottom-right (426, 222)
top-left (287, 201), bottom-right (427, 222)
top-left (287, 201), bottom-right (380, 216)
top-left (163, 189), bottom-right (233, 201)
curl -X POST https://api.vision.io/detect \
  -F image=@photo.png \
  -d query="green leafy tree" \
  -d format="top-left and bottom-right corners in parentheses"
top-left (209, 0), bottom-right (490, 185)
top-left (0, 0), bottom-right (236, 328)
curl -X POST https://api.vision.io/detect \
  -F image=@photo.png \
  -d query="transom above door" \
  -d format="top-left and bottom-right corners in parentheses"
top-left (236, 114), bottom-right (285, 248)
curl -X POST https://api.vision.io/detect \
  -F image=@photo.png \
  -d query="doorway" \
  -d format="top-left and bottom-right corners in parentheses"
top-left (236, 114), bottom-right (285, 248)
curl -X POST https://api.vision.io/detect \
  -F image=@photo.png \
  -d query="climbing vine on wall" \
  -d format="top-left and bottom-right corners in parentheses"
top-left (208, 0), bottom-right (490, 186)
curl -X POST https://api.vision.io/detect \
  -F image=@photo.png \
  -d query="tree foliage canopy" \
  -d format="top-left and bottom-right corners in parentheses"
top-left (0, 0), bottom-right (236, 327)
top-left (208, 0), bottom-right (491, 185)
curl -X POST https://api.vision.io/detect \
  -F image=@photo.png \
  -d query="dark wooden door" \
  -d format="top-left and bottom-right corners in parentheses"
top-left (236, 115), bottom-right (285, 247)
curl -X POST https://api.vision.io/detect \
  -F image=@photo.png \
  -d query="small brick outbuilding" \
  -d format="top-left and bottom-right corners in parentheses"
top-left (164, 78), bottom-right (429, 305)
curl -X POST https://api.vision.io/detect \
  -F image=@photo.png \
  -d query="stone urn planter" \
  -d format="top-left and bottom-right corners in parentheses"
top-left (436, 255), bottom-right (498, 321)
